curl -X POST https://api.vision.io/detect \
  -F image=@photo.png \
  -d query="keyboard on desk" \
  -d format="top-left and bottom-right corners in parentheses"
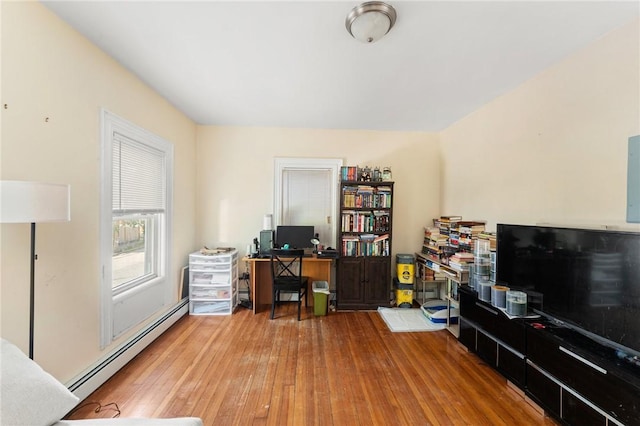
top-left (256, 253), bottom-right (313, 258)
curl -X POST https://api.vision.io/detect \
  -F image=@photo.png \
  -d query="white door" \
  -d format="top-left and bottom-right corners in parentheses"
top-left (282, 169), bottom-right (332, 244)
top-left (274, 158), bottom-right (342, 248)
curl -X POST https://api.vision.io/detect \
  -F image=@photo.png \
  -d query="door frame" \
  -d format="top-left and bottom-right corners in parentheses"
top-left (273, 158), bottom-right (342, 248)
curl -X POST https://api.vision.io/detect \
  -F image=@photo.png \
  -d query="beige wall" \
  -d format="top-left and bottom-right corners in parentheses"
top-left (196, 126), bottom-right (440, 260)
top-left (0, 2), bottom-right (197, 381)
top-left (439, 19), bottom-right (640, 232)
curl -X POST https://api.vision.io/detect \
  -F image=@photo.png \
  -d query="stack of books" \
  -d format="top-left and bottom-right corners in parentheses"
top-left (340, 166), bottom-right (358, 181)
top-left (455, 221), bottom-right (487, 251)
top-left (341, 233), bottom-right (389, 257)
top-left (342, 186), bottom-right (359, 207)
top-left (448, 252), bottom-right (475, 271)
top-left (375, 186), bottom-right (393, 208)
top-left (478, 231), bottom-right (497, 251)
top-left (342, 185), bottom-right (392, 209)
top-left (422, 226), bottom-right (448, 262)
top-left (426, 216), bottom-right (487, 264)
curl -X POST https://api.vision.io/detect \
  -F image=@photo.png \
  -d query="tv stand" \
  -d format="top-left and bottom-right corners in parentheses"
top-left (459, 285), bottom-right (640, 426)
top-left (526, 319), bottom-right (640, 426)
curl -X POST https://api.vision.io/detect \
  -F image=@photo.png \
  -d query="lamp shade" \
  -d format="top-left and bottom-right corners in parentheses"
top-left (0, 181), bottom-right (71, 223)
top-left (346, 2), bottom-right (397, 43)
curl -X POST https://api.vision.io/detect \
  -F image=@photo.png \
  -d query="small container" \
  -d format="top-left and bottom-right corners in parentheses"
top-left (396, 254), bottom-right (415, 283)
top-left (382, 167), bottom-right (392, 181)
top-left (394, 278), bottom-right (413, 308)
top-left (373, 167), bottom-right (381, 181)
top-left (491, 285), bottom-right (509, 309)
top-left (474, 239), bottom-right (490, 254)
top-left (506, 290), bottom-right (527, 316)
top-left (478, 281), bottom-right (492, 302)
top-left (312, 281), bottom-right (330, 316)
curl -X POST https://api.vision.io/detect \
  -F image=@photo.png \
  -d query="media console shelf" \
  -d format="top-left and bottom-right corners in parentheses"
top-left (526, 320), bottom-right (640, 426)
top-left (458, 286), bottom-right (527, 388)
top-left (459, 285), bottom-right (640, 426)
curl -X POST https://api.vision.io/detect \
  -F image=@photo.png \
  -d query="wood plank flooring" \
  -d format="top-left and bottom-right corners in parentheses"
top-left (67, 305), bottom-right (558, 425)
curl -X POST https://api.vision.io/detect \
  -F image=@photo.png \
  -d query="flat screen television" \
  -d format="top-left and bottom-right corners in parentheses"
top-left (496, 224), bottom-right (640, 356)
top-left (276, 225), bottom-right (315, 250)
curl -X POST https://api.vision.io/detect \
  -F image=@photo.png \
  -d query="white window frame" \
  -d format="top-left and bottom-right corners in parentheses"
top-left (100, 110), bottom-right (173, 348)
top-left (274, 158), bottom-right (342, 248)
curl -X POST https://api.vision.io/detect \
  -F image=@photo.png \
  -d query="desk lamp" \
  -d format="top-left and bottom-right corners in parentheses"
top-left (311, 234), bottom-right (322, 253)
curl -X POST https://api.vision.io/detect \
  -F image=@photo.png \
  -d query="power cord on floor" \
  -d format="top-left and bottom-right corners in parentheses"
top-left (66, 401), bottom-right (121, 418)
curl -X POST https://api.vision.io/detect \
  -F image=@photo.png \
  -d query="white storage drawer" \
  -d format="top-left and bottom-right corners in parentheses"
top-left (188, 249), bottom-right (238, 315)
top-left (190, 252), bottom-right (235, 264)
top-left (190, 300), bottom-right (231, 315)
top-left (191, 270), bottom-right (231, 285)
top-left (190, 261), bottom-right (234, 272)
top-left (190, 285), bottom-right (231, 300)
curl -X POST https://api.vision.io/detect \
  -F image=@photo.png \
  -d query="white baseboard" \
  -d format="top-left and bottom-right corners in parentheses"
top-left (67, 299), bottom-right (188, 401)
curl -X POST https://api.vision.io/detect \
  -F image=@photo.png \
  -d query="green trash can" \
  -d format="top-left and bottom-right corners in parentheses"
top-left (312, 281), bottom-right (330, 316)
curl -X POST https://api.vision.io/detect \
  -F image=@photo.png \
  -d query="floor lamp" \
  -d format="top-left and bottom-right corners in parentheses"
top-left (0, 180), bottom-right (71, 359)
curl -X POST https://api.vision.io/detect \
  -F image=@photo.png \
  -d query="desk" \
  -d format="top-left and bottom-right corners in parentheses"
top-left (243, 255), bottom-right (333, 314)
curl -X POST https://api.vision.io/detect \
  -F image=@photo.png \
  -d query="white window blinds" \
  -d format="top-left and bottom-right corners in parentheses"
top-left (112, 132), bottom-right (166, 214)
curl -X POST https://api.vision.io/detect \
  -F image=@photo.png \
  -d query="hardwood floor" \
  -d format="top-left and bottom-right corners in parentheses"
top-left (67, 305), bottom-right (557, 425)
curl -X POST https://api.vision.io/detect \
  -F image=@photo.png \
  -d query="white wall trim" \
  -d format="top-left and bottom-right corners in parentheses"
top-left (67, 299), bottom-right (188, 401)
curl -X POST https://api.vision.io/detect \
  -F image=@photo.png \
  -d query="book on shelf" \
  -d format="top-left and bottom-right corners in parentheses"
top-left (341, 211), bottom-right (389, 233)
top-left (340, 166), bottom-right (358, 182)
top-left (438, 215), bottom-right (462, 222)
top-left (448, 261), bottom-right (471, 271)
top-left (448, 252), bottom-right (474, 271)
top-left (341, 236), bottom-right (389, 257)
top-left (458, 225), bottom-right (486, 234)
top-left (424, 227), bottom-right (443, 246)
top-left (341, 184), bottom-right (392, 209)
top-left (373, 233), bottom-right (389, 242)
top-left (452, 220), bottom-right (486, 226)
top-left (478, 231), bottom-right (497, 250)
top-left (451, 252), bottom-right (474, 260)
top-left (422, 245), bottom-right (443, 256)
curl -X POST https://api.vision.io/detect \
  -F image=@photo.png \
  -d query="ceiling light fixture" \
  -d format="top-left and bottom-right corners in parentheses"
top-left (346, 1), bottom-right (397, 44)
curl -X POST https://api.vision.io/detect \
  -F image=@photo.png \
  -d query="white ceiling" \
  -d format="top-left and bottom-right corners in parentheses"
top-left (42, 1), bottom-right (639, 132)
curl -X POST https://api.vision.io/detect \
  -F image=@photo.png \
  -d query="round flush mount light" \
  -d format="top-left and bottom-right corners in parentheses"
top-left (345, 1), bottom-right (397, 43)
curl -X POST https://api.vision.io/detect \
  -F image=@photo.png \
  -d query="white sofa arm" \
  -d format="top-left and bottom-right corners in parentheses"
top-left (53, 418), bottom-right (203, 426)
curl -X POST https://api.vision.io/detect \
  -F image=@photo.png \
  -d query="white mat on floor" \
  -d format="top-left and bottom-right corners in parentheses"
top-left (378, 307), bottom-right (446, 332)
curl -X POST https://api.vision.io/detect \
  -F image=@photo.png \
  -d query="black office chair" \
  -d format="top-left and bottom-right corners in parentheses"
top-left (269, 249), bottom-right (309, 320)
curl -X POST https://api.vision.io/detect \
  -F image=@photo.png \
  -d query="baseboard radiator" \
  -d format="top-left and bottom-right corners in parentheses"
top-left (67, 298), bottom-right (189, 401)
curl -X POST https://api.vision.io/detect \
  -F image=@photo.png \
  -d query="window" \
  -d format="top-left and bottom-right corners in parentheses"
top-left (100, 110), bottom-right (173, 347)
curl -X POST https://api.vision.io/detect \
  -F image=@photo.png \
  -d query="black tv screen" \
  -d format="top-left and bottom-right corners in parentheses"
top-left (496, 224), bottom-right (640, 355)
top-left (276, 225), bottom-right (315, 249)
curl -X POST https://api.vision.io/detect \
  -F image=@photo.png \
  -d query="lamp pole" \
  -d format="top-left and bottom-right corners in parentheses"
top-left (29, 223), bottom-right (36, 359)
top-left (0, 180), bottom-right (71, 360)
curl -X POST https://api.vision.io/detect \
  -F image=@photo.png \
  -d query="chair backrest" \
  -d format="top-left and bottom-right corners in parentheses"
top-left (270, 249), bottom-right (305, 284)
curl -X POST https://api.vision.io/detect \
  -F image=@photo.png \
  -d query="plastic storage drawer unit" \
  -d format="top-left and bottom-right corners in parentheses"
top-left (189, 249), bottom-right (238, 315)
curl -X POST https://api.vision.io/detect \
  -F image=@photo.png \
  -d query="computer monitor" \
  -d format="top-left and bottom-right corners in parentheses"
top-left (276, 225), bottom-right (315, 249)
